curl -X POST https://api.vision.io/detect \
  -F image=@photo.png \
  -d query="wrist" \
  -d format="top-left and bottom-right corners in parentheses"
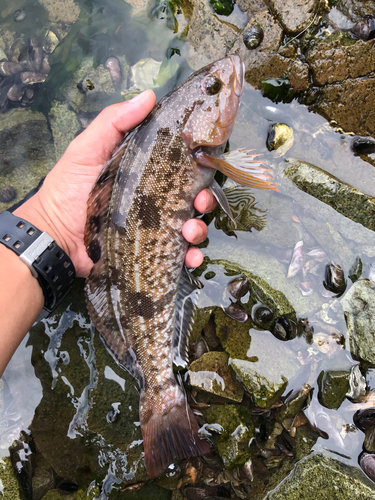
top-left (13, 192), bottom-right (72, 259)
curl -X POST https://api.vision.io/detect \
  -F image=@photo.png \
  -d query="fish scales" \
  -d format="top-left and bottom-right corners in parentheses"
top-left (85, 55), bottom-right (277, 477)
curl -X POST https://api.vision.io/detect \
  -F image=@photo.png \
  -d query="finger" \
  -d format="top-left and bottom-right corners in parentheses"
top-left (194, 188), bottom-right (217, 213)
top-left (185, 247), bottom-right (204, 268)
top-left (182, 219), bottom-right (208, 245)
top-left (65, 90), bottom-right (156, 165)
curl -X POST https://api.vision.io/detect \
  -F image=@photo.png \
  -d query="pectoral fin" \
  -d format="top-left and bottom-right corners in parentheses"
top-left (196, 149), bottom-right (278, 191)
top-left (208, 178), bottom-right (237, 227)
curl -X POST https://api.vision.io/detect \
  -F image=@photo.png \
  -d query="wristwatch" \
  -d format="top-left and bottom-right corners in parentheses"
top-left (0, 211), bottom-right (76, 321)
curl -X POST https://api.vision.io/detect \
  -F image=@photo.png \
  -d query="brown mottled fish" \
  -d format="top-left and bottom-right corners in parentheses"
top-left (84, 55), bottom-right (276, 478)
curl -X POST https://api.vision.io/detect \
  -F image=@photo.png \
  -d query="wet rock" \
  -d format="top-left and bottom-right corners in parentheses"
top-left (284, 159), bottom-right (375, 233)
top-left (38, 0), bottom-right (81, 23)
top-left (335, 0), bottom-right (375, 21)
top-left (268, 454), bottom-right (375, 499)
top-left (275, 384), bottom-right (312, 423)
top-left (267, 0), bottom-right (319, 34)
top-left (306, 37), bottom-right (375, 86)
top-left (214, 308), bottom-right (253, 360)
top-left (229, 329), bottom-right (301, 407)
top-left (317, 370), bottom-right (350, 410)
top-left (341, 279), bottom-right (375, 365)
top-left (188, 351), bottom-right (244, 403)
top-left (48, 101), bottom-right (81, 162)
top-left (0, 185), bottom-right (17, 203)
top-left (349, 257), bottom-right (363, 283)
top-left (312, 76), bottom-right (375, 138)
top-left (60, 56), bottom-right (129, 113)
top-left (0, 108), bottom-right (54, 210)
top-left (202, 404), bottom-right (254, 469)
top-left (186, 0), bottom-right (239, 70)
top-left (28, 280), bottom-right (148, 489)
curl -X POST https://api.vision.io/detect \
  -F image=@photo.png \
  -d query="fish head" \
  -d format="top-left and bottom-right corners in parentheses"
top-left (181, 55), bottom-right (244, 151)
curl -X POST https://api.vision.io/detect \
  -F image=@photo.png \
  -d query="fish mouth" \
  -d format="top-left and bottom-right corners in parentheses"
top-left (230, 55), bottom-right (244, 96)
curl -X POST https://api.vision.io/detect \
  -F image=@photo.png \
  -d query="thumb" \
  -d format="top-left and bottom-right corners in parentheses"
top-left (64, 89), bottom-right (156, 166)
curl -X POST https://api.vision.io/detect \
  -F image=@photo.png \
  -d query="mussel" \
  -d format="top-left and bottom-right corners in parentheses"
top-left (243, 26), bottom-right (264, 50)
top-left (351, 136), bottom-right (375, 155)
top-left (253, 305), bottom-right (274, 326)
top-left (359, 452), bottom-right (375, 482)
top-left (267, 123), bottom-right (294, 157)
top-left (354, 408), bottom-right (375, 432)
top-left (13, 9), bottom-right (26, 22)
top-left (227, 276), bottom-right (249, 300)
top-left (351, 15), bottom-right (375, 41)
top-left (272, 317), bottom-right (297, 341)
top-left (105, 56), bottom-right (122, 91)
top-left (323, 263), bottom-right (347, 297)
top-left (223, 303), bottom-right (248, 322)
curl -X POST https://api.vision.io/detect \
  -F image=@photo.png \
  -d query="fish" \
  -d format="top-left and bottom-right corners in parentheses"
top-left (84, 55), bottom-right (277, 478)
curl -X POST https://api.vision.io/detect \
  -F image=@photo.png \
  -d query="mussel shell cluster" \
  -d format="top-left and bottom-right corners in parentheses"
top-left (243, 26), bottom-right (264, 50)
top-left (227, 276), bottom-right (249, 301)
top-left (0, 37), bottom-right (51, 111)
top-left (252, 306), bottom-right (274, 327)
top-left (323, 263), bottom-right (347, 298)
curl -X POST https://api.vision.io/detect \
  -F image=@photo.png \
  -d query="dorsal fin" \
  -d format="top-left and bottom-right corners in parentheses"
top-left (173, 266), bottom-right (203, 368)
top-left (84, 133), bottom-right (133, 363)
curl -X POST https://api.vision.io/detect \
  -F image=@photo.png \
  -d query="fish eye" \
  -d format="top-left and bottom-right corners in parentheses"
top-left (203, 76), bottom-right (222, 95)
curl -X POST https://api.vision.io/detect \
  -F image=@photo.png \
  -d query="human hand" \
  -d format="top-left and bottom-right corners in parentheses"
top-left (15, 90), bottom-right (217, 277)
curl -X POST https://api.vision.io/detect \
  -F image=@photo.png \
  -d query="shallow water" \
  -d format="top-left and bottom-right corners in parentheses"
top-left (1, 0), bottom-right (375, 497)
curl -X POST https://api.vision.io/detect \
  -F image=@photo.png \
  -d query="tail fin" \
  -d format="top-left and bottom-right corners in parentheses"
top-left (141, 390), bottom-right (211, 478)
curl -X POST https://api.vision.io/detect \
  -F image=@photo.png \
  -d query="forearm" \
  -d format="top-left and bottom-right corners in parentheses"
top-left (0, 243), bottom-right (44, 376)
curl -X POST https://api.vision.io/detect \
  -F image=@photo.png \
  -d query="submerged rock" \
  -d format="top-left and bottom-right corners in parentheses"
top-left (48, 101), bottom-right (81, 162)
top-left (268, 454), bottom-right (375, 499)
top-left (229, 330), bottom-right (301, 408)
top-left (0, 456), bottom-right (23, 499)
top-left (317, 370), bottom-right (350, 410)
top-left (284, 159), bottom-right (375, 233)
top-left (341, 279), bottom-right (375, 365)
top-left (267, 0), bottom-right (320, 34)
top-left (202, 404), bottom-right (254, 469)
top-left (188, 351), bottom-right (244, 403)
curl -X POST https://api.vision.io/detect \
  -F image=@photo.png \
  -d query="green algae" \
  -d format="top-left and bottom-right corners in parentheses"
top-left (203, 404), bottom-right (254, 468)
top-left (317, 370), bottom-right (350, 410)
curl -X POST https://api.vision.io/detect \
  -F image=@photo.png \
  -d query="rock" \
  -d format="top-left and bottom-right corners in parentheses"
top-left (267, 454), bottom-right (375, 499)
top-left (334, 0), bottom-right (375, 21)
top-left (275, 384), bottom-right (312, 423)
top-left (267, 0), bottom-right (319, 34)
top-left (48, 101), bottom-right (81, 161)
top-left (0, 108), bottom-right (55, 211)
top-left (188, 351), bottom-right (244, 403)
top-left (283, 159), bottom-right (375, 233)
top-left (306, 37), bottom-right (375, 86)
top-left (186, 0), bottom-right (239, 70)
top-left (38, 0), bottom-right (80, 23)
top-left (28, 280), bottom-right (148, 490)
top-left (214, 308), bottom-right (253, 360)
top-left (311, 76), bottom-right (375, 138)
top-left (341, 279), bottom-right (375, 365)
top-left (202, 404), bottom-right (254, 468)
top-left (0, 457), bottom-right (23, 499)
top-left (317, 370), bottom-right (350, 410)
top-left (230, 329), bottom-right (301, 407)
top-left (59, 56), bottom-right (129, 113)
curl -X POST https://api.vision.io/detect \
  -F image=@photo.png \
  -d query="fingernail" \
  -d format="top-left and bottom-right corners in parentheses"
top-left (130, 90), bottom-right (148, 102)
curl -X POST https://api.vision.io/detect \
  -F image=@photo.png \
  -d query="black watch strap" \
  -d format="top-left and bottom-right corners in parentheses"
top-left (0, 211), bottom-right (76, 321)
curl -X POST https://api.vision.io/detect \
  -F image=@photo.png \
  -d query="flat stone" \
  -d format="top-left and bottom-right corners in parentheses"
top-left (214, 308), bottom-right (253, 361)
top-left (49, 101), bottom-right (81, 161)
top-left (341, 279), bottom-right (375, 365)
top-left (188, 351), bottom-right (244, 403)
top-left (0, 108), bottom-right (55, 211)
top-left (230, 329), bottom-right (301, 407)
top-left (38, 0), bottom-right (80, 23)
top-left (267, 0), bottom-right (319, 34)
top-left (317, 370), bottom-right (350, 410)
top-left (202, 404), bottom-right (254, 469)
top-left (267, 454), bottom-right (375, 499)
top-left (312, 76), bottom-right (375, 138)
top-left (283, 159), bottom-right (375, 233)
top-left (306, 38), bottom-right (375, 86)
top-left (186, 0), bottom-right (239, 70)
top-left (0, 457), bottom-right (23, 499)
